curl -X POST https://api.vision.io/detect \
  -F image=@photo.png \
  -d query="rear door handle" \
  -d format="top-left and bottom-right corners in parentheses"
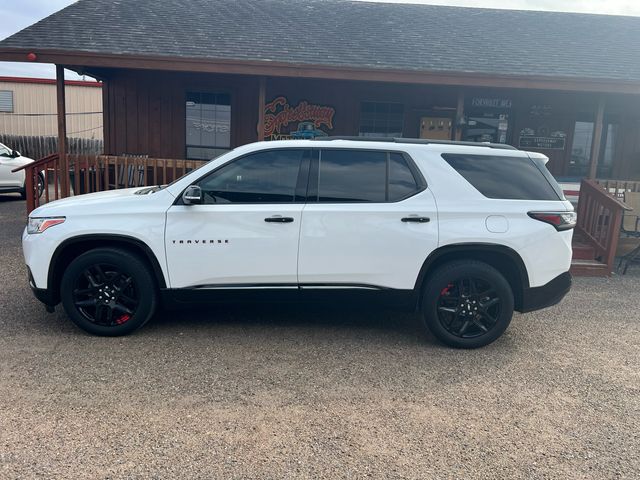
top-left (401, 216), bottom-right (430, 223)
top-left (265, 216), bottom-right (294, 223)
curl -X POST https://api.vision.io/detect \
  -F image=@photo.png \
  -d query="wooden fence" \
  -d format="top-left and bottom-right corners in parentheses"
top-left (0, 134), bottom-right (103, 160)
top-left (15, 153), bottom-right (204, 214)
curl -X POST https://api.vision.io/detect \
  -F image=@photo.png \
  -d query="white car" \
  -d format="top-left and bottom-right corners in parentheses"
top-left (22, 138), bottom-right (575, 348)
top-left (0, 142), bottom-right (44, 198)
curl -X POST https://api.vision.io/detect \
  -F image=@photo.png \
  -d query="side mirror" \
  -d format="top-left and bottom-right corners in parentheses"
top-left (11, 150), bottom-right (20, 158)
top-left (182, 185), bottom-right (203, 205)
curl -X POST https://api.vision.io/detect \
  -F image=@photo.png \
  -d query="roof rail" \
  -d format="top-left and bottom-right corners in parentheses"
top-left (314, 136), bottom-right (519, 151)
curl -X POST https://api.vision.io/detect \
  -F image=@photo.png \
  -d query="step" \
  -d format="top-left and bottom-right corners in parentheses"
top-left (570, 259), bottom-right (611, 277)
top-left (572, 243), bottom-right (597, 260)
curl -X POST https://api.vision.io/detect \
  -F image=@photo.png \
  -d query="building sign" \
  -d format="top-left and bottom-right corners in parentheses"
top-left (470, 97), bottom-right (512, 109)
top-left (518, 128), bottom-right (567, 150)
top-left (263, 96), bottom-right (335, 140)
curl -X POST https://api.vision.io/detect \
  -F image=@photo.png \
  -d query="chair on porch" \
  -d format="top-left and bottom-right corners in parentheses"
top-left (108, 155), bottom-right (147, 189)
top-left (618, 191), bottom-right (640, 274)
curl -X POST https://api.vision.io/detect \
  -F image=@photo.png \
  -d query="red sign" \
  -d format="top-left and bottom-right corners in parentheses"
top-left (263, 96), bottom-right (335, 140)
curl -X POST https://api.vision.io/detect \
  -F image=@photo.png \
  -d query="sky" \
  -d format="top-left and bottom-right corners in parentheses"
top-left (1, 0), bottom-right (640, 79)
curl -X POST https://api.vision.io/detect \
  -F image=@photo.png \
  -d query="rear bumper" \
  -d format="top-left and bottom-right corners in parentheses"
top-left (519, 271), bottom-right (572, 313)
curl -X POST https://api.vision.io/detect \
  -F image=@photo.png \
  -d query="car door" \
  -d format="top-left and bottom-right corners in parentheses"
top-left (298, 148), bottom-right (438, 291)
top-left (165, 148), bottom-right (310, 288)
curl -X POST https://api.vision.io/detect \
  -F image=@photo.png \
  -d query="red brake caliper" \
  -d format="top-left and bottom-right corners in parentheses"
top-left (115, 314), bottom-right (131, 325)
top-left (440, 283), bottom-right (454, 297)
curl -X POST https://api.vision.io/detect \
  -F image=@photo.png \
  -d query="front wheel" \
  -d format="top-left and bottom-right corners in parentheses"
top-left (20, 173), bottom-right (45, 199)
top-left (60, 248), bottom-right (158, 336)
top-left (422, 260), bottom-right (514, 349)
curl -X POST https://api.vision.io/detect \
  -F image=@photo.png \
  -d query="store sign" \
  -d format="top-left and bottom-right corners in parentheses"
top-left (470, 97), bottom-right (512, 109)
top-left (263, 96), bottom-right (335, 140)
top-left (518, 128), bottom-right (567, 150)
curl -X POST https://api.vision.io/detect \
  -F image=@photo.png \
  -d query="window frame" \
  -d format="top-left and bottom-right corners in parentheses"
top-left (307, 148), bottom-right (427, 204)
top-left (175, 148), bottom-right (312, 205)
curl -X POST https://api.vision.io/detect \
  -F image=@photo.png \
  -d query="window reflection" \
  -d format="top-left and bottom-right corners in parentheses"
top-left (186, 92), bottom-right (231, 160)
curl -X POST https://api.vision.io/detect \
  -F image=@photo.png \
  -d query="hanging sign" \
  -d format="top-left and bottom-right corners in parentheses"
top-left (470, 97), bottom-right (512, 109)
top-left (263, 96), bottom-right (335, 140)
top-left (518, 128), bottom-right (567, 150)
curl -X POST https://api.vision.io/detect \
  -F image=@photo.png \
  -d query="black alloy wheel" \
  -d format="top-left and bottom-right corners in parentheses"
top-left (72, 263), bottom-right (139, 326)
top-left (61, 248), bottom-right (158, 336)
top-left (423, 260), bottom-right (514, 349)
top-left (436, 277), bottom-right (501, 339)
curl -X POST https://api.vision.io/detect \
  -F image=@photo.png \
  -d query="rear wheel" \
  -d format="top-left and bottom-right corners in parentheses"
top-left (60, 248), bottom-right (158, 336)
top-left (422, 260), bottom-right (514, 349)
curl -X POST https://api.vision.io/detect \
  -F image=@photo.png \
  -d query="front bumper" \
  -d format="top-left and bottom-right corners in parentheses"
top-left (519, 271), bottom-right (572, 313)
top-left (27, 266), bottom-right (57, 309)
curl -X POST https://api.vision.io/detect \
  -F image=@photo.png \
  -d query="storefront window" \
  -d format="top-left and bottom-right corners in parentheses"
top-left (358, 102), bottom-right (404, 138)
top-left (186, 92), bottom-right (231, 160)
top-left (568, 121), bottom-right (618, 178)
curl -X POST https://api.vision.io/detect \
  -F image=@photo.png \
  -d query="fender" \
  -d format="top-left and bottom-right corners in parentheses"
top-left (414, 243), bottom-right (530, 309)
top-left (48, 234), bottom-right (168, 290)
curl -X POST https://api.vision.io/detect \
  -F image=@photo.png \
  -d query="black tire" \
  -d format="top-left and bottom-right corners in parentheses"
top-left (422, 260), bottom-right (514, 349)
top-left (20, 174), bottom-right (44, 199)
top-left (60, 248), bottom-right (158, 336)
top-left (37, 173), bottom-right (45, 198)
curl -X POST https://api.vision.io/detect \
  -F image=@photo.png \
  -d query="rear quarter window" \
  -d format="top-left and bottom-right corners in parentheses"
top-left (441, 154), bottom-right (562, 201)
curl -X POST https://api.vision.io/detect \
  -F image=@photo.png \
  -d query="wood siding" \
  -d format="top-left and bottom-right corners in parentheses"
top-left (99, 69), bottom-right (640, 179)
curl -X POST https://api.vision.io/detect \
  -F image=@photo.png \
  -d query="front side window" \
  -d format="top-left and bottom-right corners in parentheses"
top-left (186, 92), bottom-right (231, 160)
top-left (358, 102), bottom-right (404, 138)
top-left (198, 149), bottom-right (306, 204)
top-left (442, 154), bottom-right (561, 201)
top-left (316, 150), bottom-right (422, 203)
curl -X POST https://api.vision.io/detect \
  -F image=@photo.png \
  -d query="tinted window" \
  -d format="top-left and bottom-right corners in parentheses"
top-left (389, 153), bottom-right (419, 201)
top-left (318, 150), bottom-right (387, 202)
top-left (198, 149), bottom-right (305, 204)
top-left (441, 154), bottom-right (561, 201)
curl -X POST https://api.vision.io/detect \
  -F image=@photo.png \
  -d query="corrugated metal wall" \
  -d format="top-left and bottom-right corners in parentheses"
top-left (0, 80), bottom-right (103, 140)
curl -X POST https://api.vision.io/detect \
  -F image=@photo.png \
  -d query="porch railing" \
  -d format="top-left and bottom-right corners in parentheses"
top-left (13, 154), bottom-right (203, 214)
top-left (596, 179), bottom-right (640, 199)
top-left (575, 179), bottom-right (631, 275)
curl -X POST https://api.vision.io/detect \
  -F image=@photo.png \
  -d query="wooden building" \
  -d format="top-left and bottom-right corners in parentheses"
top-left (1, 0), bottom-right (640, 183)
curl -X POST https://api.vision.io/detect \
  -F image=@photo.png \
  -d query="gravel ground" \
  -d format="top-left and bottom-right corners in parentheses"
top-left (0, 195), bottom-right (639, 479)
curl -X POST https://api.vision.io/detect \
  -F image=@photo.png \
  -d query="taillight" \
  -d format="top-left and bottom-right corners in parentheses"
top-left (528, 211), bottom-right (577, 231)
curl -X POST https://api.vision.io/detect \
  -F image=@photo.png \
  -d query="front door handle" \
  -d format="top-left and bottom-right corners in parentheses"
top-left (401, 216), bottom-right (431, 223)
top-left (265, 216), bottom-right (294, 223)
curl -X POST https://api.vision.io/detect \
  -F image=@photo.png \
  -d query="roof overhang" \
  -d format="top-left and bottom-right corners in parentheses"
top-left (1, 47), bottom-right (640, 95)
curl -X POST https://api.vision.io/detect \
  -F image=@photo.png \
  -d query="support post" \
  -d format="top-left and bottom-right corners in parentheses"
top-left (56, 65), bottom-right (69, 197)
top-left (588, 95), bottom-right (606, 180)
top-left (257, 77), bottom-right (266, 141)
top-left (454, 90), bottom-right (464, 141)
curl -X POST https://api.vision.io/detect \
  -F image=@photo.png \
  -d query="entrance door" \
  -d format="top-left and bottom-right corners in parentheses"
top-left (298, 149), bottom-right (438, 291)
top-left (165, 149), bottom-right (310, 288)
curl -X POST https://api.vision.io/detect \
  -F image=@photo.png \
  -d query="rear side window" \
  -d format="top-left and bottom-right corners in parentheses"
top-left (316, 150), bottom-right (423, 203)
top-left (441, 154), bottom-right (561, 201)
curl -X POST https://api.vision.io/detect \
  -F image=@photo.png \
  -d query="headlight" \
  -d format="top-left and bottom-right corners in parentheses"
top-left (27, 217), bottom-right (66, 234)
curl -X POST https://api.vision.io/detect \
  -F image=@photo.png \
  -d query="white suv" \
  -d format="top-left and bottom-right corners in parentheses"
top-left (22, 139), bottom-right (575, 348)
